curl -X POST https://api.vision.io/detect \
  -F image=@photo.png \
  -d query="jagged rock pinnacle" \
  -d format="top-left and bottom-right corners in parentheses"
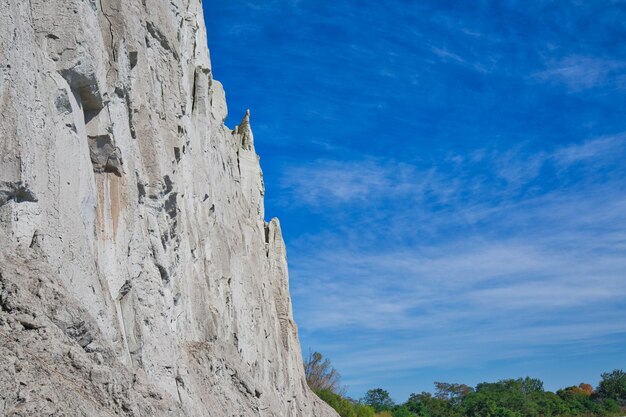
top-left (234, 109), bottom-right (254, 151)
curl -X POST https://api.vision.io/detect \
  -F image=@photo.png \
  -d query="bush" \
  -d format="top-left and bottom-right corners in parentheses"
top-left (355, 404), bottom-right (376, 417)
top-left (316, 389), bottom-right (355, 417)
top-left (315, 389), bottom-right (376, 417)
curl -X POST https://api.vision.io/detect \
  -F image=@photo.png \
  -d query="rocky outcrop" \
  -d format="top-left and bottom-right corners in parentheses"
top-left (0, 1), bottom-right (337, 416)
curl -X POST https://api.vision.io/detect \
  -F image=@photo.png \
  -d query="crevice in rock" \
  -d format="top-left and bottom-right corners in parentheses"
top-left (163, 175), bottom-right (174, 195)
top-left (99, 0), bottom-right (117, 62)
top-left (146, 21), bottom-right (178, 59)
top-left (137, 179), bottom-right (146, 204)
top-left (191, 68), bottom-right (197, 113)
top-left (0, 182), bottom-right (37, 207)
top-left (117, 280), bottom-right (132, 300)
top-left (129, 51), bottom-right (138, 69)
top-left (175, 374), bottom-right (184, 404)
top-left (156, 264), bottom-right (169, 285)
top-left (164, 192), bottom-right (177, 220)
top-left (29, 230), bottom-right (41, 249)
top-left (264, 222), bottom-right (270, 249)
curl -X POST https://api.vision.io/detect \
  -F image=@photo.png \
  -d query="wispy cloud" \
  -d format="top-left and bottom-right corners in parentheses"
top-left (534, 55), bottom-right (626, 92)
top-left (431, 46), bottom-right (466, 64)
top-left (279, 135), bottom-right (626, 211)
top-left (553, 134), bottom-right (626, 166)
top-left (284, 135), bottom-right (626, 396)
top-left (278, 159), bottom-right (428, 206)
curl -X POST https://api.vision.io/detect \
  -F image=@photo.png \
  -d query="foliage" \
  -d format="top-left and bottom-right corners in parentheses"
top-left (305, 351), bottom-right (343, 394)
top-left (315, 389), bottom-right (376, 417)
top-left (355, 403), bottom-right (377, 417)
top-left (316, 390), bottom-right (356, 417)
top-left (307, 352), bottom-right (624, 417)
top-left (475, 377), bottom-right (544, 396)
top-left (401, 376), bottom-right (623, 417)
top-left (390, 406), bottom-right (416, 417)
top-left (362, 388), bottom-right (395, 412)
top-left (307, 352), bottom-right (377, 417)
top-left (579, 383), bottom-right (595, 395)
top-left (598, 369), bottom-right (626, 404)
top-left (405, 392), bottom-right (459, 417)
top-left (433, 382), bottom-right (474, 405)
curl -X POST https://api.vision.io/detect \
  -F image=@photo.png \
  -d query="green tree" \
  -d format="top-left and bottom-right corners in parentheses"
top-left (391, 406), bottom-right (416, 417)
top-left (405, 392), bottom-right (459, 417)
top-left (597, 369), bottom-right (626, 404)
top-left (404, 392), bottom-right (426, 415)
top-left (600, 398), bottom-right (620, 414)
top-left (433, 382), bottom-right (474, 405)
top-left (534, 391), bottom-right (571, 416)
top-left (519, 377), bottom-right (544, 394)
top-left (466, 378), bottom-right (550, 417)
top-left (362, 388), bottom-right (395, 412)
top-left (462, 393), bottom-right (500, 417)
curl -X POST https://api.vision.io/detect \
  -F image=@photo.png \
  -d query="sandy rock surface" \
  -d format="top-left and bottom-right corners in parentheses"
top-left (0, 1), bottom-right (337, 416)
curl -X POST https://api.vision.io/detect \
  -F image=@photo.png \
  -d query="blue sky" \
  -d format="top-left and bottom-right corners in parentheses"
top-left (203, 0), bottom-right (626, 402)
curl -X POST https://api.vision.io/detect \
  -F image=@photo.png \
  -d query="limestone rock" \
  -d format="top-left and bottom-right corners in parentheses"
top-left (0, 0), bottom-right (337, 416)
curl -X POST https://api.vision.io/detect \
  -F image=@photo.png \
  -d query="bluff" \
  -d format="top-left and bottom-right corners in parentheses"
top-left (0, 1), bottom-right (337, 416)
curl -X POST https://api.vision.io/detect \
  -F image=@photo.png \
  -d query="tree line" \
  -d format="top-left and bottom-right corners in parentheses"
top-left (304, 351), bottom-right (626, 417)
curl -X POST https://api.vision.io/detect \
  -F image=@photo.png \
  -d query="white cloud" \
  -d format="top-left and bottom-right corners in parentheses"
top-left (279, 159), bottom-right (428, 206)
top-left (279, 134), bottom-right (626, 217)
top-left (286, 135), bottom-right (626, 388)
top-left (534, 55), bottom-right (626, 91)
top-left (431, 46), bottom-right (466, 64)
top-left (552, 134), bottom-right (626, 166)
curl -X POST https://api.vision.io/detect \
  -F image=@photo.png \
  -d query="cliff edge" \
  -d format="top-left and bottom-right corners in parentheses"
top-left (0, 1), bottom-right (337, 416)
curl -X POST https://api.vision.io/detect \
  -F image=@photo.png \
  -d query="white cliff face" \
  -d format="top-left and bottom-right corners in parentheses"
top-left (0, 1), bottom-right (337, 416)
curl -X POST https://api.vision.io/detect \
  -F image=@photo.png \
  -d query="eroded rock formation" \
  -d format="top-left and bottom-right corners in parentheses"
top-left (0, 1), bottom-right (337, 415)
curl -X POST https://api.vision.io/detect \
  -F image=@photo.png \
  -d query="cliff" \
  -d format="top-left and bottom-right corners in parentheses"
top-left (0, 1), bottom-right (337, 416)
